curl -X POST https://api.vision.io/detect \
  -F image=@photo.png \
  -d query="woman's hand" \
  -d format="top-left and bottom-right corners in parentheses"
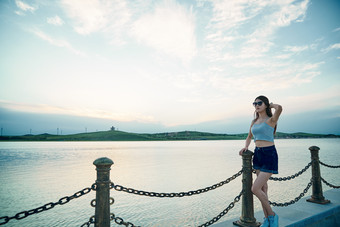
top-left (239, 147), bottom-right (248, 156)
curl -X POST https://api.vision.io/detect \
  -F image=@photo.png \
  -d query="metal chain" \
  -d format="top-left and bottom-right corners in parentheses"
top-left (110, 213), bottom-right (140, 227)
top-left (269, 179), bottom-right (313, 206)
top-left (319, 161), bottom-right (340, 168)
top-left (0, 186), bottom-right (93, 225)
top-left (269, 161), bottom-right (312, 181)
top-left (107, 190), bottom-right (242, 227)
top-left (321, 177), bottom-right (340, 189)
top-left (80, 216), bottom-right (95, 227)
top-left (197, 190), bottom-right (243, 227)
top-left (110, 170), bottom-right (242, 198)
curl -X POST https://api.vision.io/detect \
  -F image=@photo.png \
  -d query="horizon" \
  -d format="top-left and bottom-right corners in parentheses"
top-left (1, 106), bottom-right (339, 136)
top-left (1, 0), bottom-right (340, 136)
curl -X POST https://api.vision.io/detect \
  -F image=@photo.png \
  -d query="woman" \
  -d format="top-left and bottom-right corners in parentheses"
top-left (239, 95), bottom-right (282, 227)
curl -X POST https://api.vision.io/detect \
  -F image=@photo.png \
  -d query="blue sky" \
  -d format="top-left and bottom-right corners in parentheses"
top-left (0, 0), bottom-right (339, 135)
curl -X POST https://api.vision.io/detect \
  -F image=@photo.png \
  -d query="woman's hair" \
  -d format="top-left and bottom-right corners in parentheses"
top-left (254, 95), bottom-right (277, 134)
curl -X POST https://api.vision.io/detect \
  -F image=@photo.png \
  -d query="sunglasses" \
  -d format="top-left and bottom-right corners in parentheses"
top-left (253, 101), bottom-right (263, 107)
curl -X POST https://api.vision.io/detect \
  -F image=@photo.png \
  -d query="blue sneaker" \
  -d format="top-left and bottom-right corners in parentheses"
top-left (268, 213), bottom-right (279, 227)
top-left (260, 217), bottom-right (269, 227)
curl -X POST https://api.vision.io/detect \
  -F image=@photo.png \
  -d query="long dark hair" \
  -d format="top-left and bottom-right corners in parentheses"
top-left (254, 95), bottom-right (277, 134)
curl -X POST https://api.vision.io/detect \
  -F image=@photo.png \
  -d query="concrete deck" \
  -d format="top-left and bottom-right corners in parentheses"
top-left (213, 189), bottom-right (340, 227)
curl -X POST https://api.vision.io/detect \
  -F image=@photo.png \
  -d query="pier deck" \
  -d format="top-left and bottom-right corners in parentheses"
top-left (213, 188), bottom-right (340, 227)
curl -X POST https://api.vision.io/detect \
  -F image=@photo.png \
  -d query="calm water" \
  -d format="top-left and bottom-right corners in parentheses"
top-left (0, 139), bottom-right (339, 227)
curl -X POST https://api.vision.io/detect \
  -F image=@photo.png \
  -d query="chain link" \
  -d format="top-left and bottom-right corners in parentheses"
top-left (319, 161), bottom-right (340, 168)
top-left (321, 177), bottom-right (340, 188)
top-left (269, 161), bottom-right (312, 181)
top-left (0, 187), bottom-right (93, 225)
top-left (110, 213), bottom-right (140, 227)
top-left (197, 190), bottom-right (243, 227)
top-left (110, 170), bottom-right (242, 198)
top-left (269, 179), bottom-right (313, 206)
top-left (80, 216), bottom-right (95, 227)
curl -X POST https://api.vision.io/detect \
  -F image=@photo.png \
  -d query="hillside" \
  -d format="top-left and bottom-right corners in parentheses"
top-left (0, 130), bottom-right (339, 141)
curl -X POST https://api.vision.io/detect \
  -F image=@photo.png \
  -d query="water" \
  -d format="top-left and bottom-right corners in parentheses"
top-left (0, 139), bottom-right (339, 227)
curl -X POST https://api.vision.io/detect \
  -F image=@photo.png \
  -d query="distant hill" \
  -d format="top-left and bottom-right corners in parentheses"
top-left (0, 130), bottom-right (339, 141)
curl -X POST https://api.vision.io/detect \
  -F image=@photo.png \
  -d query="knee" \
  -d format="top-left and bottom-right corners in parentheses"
top-left (262, 184), bottom-right (268, 193)
top-left (251, 185), bottom-right (258, 195)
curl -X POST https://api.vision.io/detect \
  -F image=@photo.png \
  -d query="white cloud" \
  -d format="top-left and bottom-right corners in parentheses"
top-left (47, 15), bottom-right (64, 26)
top-left (282, 84), bottom-right (340, 115)
top-left (131, 0), bottom-right (197, 62)
top-left (14, 11), bottom-right (25, 16)
top-left (208, 0), bottom-right (265, 31)
top-left (332, 27), bottom-right (340, 32)
top-left (15, 0), bottom-right (36, 15)
top-left (15, 0), bottom-right (36, 12)
top-left (30, 28), bottom-right (86, 56)
top-left (284, 45), bottom-right (309, 53)
top-left (322, 43), bottom-right (340, 53)
top-left (204, 0), bottom-right (310, 62)
top-left (207, 58), bottom-right (321, 94)
top-left (271, 0), bottom-right (309, 27)
top-left (0, 101), bottom-right (156, 123)
top-left (61, 0), bottom-right (131, 45)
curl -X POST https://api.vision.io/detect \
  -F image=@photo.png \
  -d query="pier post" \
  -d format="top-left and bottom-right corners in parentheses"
top-left (233, 150), bottom-right (260, 227)
top-left (307, 146), bottom-right (330, 204)
top-left (93, 157), bottom-right (114, 227)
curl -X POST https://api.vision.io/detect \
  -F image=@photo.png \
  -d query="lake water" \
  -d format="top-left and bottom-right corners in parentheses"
top-left (0, 139), bottom-right (339, 227)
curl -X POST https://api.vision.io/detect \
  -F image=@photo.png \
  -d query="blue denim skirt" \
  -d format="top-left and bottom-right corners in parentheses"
top-left (253, 145), bottom-right (278, 174)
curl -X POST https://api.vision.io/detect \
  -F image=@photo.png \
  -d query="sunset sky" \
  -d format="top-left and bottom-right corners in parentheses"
top-left (1, 0), bottom-right (339, 135)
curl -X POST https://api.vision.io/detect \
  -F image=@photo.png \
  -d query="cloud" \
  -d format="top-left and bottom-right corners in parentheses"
top-left (281, 84), bottom-right (340, 115)
top-left (284, 45), bottom-right (309, 53)
top-left (131, 0), bottom-right (197, 62)
top-left (332, 27), bottom-right (340, 32)
top-left (0, 100), bottom-right (156, 124)
top-left (61, 0), bottom-right (131, 45)
top-left (15, 0), bottom-right (36, 12)
top-left (29, 28), bottom-right (86, 56)
top-left (208, 60), bottom-right (321, 94)
top-left (204, 0), bottom-right (310, 61)
top-left (47, 15), bottom-right (64, 26)
top-left (198, 0), bottom-right (316, 96)
top-left (270, 0), bottom-right (309, 27)
top-left (322, 43), bottom-right (340, 53)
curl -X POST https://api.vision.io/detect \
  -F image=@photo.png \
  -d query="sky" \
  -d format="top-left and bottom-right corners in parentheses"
top-left (0, 0), bottom-right (340, 135)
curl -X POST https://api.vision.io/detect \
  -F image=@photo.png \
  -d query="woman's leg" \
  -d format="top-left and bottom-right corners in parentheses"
top-left (252, 171), bottom-right (274, 217)
top-left (255, 170), bottom-right (269, 217)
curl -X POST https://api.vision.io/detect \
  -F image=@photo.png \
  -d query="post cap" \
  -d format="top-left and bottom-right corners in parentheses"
top-left (309, 146), bottom-right (320, 151)
top-left (93, 157), bottom-right (114, 166)
top-left (242, 149), bottom-right (254, 157)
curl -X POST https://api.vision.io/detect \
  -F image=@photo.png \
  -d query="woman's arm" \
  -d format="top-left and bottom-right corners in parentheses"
top-left (239, 122), bottom-right (254, 155)
top-left (269, 103), bottom-right (283, 125)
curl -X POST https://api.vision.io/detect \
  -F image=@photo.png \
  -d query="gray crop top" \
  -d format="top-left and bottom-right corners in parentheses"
top-left (251, 121), bottom-right (274, 142)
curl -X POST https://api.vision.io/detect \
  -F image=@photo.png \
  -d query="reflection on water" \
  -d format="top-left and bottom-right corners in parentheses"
top-left (0, 139), bottom-right (339, 226)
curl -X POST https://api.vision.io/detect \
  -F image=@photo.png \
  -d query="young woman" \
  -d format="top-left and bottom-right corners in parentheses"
top-left (239, 95), bottom-right (282, 227)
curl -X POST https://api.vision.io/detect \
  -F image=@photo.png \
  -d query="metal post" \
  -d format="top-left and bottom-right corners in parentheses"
top-left (307, 146), bottom-right (330, 204)
top-left (93, 157), bottom-right (114, 227)
top-left (234, 150), bottom-right (260, 227)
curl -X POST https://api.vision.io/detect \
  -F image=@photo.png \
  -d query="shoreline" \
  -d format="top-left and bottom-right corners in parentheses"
top-left (1, 130), bottom-right (339, 142)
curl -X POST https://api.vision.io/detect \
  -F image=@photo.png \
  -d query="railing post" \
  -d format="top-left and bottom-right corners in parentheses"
top-left (233, 150), bottom-right (260, 227)
top-left (93, 157), bottom-right (114, 227)
top-left (306, 146), bottom-right (330, 204)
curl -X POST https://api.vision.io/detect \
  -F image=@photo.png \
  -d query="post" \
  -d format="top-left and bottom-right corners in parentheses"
top-left (234, 150), bottom-right (260, 227)
top-left (93, 157), bottom-right (114, 227)
top-left (307, 146), bottom-right (330, 204)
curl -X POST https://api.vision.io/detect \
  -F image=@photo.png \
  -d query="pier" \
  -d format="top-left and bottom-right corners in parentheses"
top-left (213, 188), bottom-right (340, 227)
